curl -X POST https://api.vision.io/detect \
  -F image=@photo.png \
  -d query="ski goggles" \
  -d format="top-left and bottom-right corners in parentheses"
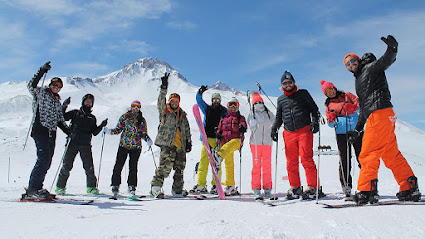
top-left (253, 101), bottom-right (264, 106)
top-left (227, 101), bottom-right (239, 108)
top-left (51, 82), bottom-right (63, 88)
top-left (212, 98), bottom-right (221, 103)
top-left (131, 103), bottom-right (141, 109)
top-left (345, 58), bottom-right (357, 67)
top-left (325, 87), bottom-right (335, 95)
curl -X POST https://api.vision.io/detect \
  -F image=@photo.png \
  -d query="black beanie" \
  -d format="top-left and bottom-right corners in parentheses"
top-left (82, 94), bottom-right (95, 105)
top-left (281, 71), bottom-right (294, 84)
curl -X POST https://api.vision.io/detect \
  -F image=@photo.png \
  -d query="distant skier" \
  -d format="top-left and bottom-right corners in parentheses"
top-left (271, 71), bottom-right (324, 199)
top-left (105, 100), bottom-right (152, 197)
top-left (190, 85), bottom-right (227, 194)
top-left (55, 94), bottom-right (108, 195)
top-left (343, 35), bottom-right (421, 204)
top-left (320, 80), bottom-right (362, 198)
top-left (150, 73), bottom-right (192, 198)
top-left (22, 61), bottom-right (70, 200)
top-left (247, 92), bottom-right (275, 199)
top-left (215, 97), bottom-right (247, 196)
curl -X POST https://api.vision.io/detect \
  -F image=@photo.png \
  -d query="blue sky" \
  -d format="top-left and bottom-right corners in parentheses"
top-left (1, 0), bottom-right (425, 130)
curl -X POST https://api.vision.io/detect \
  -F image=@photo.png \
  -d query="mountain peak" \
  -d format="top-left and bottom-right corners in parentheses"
top-left (209, 81), bottom-right (243, 95)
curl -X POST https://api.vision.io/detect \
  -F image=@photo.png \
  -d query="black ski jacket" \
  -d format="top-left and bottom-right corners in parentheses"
top-left (353, 46), bottom-right (396, 130)
top-left (65, 107), bottom-right (103, 145)
top-left (272, 89), bottom-right (319, 132)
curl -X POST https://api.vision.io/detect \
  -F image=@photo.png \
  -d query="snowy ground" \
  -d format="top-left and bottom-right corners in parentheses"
top-left (1, 60), bottom-right (424, 238)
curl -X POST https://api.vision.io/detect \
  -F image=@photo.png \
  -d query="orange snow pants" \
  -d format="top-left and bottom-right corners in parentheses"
top-left (283, 126), bottom-right (317, 188)
top-left (357, 108), bottom-right (415, 191)
top-left (250, 145), bottom-right (272, 190)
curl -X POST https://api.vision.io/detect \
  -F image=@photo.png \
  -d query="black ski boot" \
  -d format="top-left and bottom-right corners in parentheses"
top-left (286, 186), bottom-right (303, 199)
top-left (354, 179), bottom-right (379, 205)
top-left (396, 176), bottom-right (421, 202)
top-left (302, 186), bottom-right (326, 200)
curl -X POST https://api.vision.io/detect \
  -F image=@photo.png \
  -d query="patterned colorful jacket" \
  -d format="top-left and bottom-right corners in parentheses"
top-left (110, 111), bottom-right (147, 150)
top-left (154, 87), bottom-right (191, 149)
top-left (326, 91), bottom-right (360, 134)
top-left (217, 111), bottom-right (247, 145)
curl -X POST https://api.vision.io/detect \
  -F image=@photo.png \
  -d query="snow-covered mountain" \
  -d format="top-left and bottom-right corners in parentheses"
top-left (1, 57), bottom-right (424, 238)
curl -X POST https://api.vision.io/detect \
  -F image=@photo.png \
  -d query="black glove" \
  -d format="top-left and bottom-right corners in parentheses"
top-left (198, 85), bottom-right (208, 94)
top-left (216, 131), bottom-right (223, 139)
top-left (63, 97), bottom-right (71, 107)
top-left (100, 118), bottom-right (108, 128)
top-left (381, 35), bottom-right (398, 50)
top-left (40, 61), bottom-right (51, 73)
top-left (238, 125), bottom-right (246, 133)
top-left (347, 130), bottom-right (362, 143)
top-left (271, 128), bottom-right (278, 142)
top-left (310, 122), bottom-right (319, 134)
top-left (161, 72), bottom-right (170, 88)
top-left (185, 139), bottom-right (192, 153)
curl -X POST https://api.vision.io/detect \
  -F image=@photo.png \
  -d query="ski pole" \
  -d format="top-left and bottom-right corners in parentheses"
top-left (246, 91), bottom-right (259, 163)
top-left (96, 129), bottom-right (106, 189)
top-left (8, 157), bottom-right (11, 183)
top-left (50, 138), bottom-right (71, 192)
top-left (316, 114), bottom-right (325, 204)
top-left (23, 73), bottom-right (48, 151)
top-left (255, 81), bottom-right (277, 109)
top-left (149, 146), bottom-right (158, 170)
top-left (272, 136), bottom-right (279, 200)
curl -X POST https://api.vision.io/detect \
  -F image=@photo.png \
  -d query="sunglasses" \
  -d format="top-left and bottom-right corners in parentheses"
top-left (345, 58), bottom-right (357, 67)
top-left (51, 82), bottom-right (63, 88)
top-left (325, 87), bottom-right (334, 95)
top-left (227, 102), bottom-right (239, 108)
top-left (253, 101), bottom-right (264, 105)
top-left (212, 98), bottom-right (221, 103)
top-left (282, 80), bottom-right (293, 86)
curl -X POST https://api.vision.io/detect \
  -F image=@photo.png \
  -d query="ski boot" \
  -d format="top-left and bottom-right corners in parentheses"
top-left (87, 187), bottom-right (100, 195)
top-left (396, 176), bottom-right (421, 202)
top-left (354, 179), bottom-right (379, 205)
top-left (189, 185), bottom-right (208, 194)
top-left (111, 185), bottom-right (119, 198)
top-left (172, 189), bottom-right (188, 198)
top-left (55, 187), bottom-right (66, 196)
top-left (302, 186), bottom-right (325, 200)
top-left (128, 185), bottom-right (136, 196)
top-left (286, 186), bottom-right (303, 199)
top-left (210, 185), bottom-right (218, 195)
top-left (224, 185), bottom-right (239, 196)
top-left (150, 186), bottom-right (164, 199)
top-left (253, 188), bottom-right (263, 200)
top-left (22, 189), bottom-right (55, 201)
top-left (210, 147), bottom-right (223, 172)
top-left (342, 186), bottom-right (353, 201)
top-left (264, 187), bottom-right (272, 199)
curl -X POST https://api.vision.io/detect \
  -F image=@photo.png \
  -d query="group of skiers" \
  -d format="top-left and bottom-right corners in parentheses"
top-left (22, 34), bottom-right (421, 205)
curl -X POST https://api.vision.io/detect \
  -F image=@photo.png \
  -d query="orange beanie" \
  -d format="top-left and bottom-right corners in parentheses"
top-left (252, 92), bottom-right (264, 105)
top-left (343, 53), bottom-right (360, 65)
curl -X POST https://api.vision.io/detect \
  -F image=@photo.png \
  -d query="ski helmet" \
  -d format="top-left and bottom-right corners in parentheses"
top-left (82, 94), bottom-right (95, 105)
top-left (49, 77), bottom-right (63, 88)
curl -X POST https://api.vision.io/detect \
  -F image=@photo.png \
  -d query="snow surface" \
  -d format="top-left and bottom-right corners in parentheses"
top-left (1, 58), bottom-right (424, 239)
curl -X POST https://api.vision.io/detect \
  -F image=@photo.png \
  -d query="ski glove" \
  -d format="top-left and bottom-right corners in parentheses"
top-left (104, 127), bottom-right (112, 134)
top-left (63, 97), bottom-right (71, 108)
top-left (216, 131), bottom-right (223, 139)
top-left (347, 130), bottom-right (362, 143)
top-left (198, 85), bottom-right (208, 94)
top-left (310, 122), bottom-right (319, 134)
top-left (185, 139), bottom-right (192, 153)
top-left (40, 61), bottom-right (51, 73)
top-left (100, 119), bottom-right (108, 128)
top-left (327, 112), bottom-right (336, 123)
top-left (343, 103), bottom-right (358, 113)
top-left (145, 135), bottom-right (153, 146)
top-left (238, 125), bottom-right (246, 133)
top-left (381, 35), bottom-right (398, 50)
top-left (271, 128), bottom-right (278, 142)
top-left (161, 72), bottom-right (170, 88)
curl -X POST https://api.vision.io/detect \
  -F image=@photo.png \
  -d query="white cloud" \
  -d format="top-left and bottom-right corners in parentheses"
top-left (166, 21), bottom-right (197, 30)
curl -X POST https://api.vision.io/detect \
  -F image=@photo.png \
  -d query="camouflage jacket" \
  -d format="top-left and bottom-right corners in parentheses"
top-left (154, 87), bottom-right (191, 148)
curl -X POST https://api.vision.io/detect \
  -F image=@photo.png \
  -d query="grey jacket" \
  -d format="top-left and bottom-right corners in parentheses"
top-left (247, 106), bottom-right (275, 146)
